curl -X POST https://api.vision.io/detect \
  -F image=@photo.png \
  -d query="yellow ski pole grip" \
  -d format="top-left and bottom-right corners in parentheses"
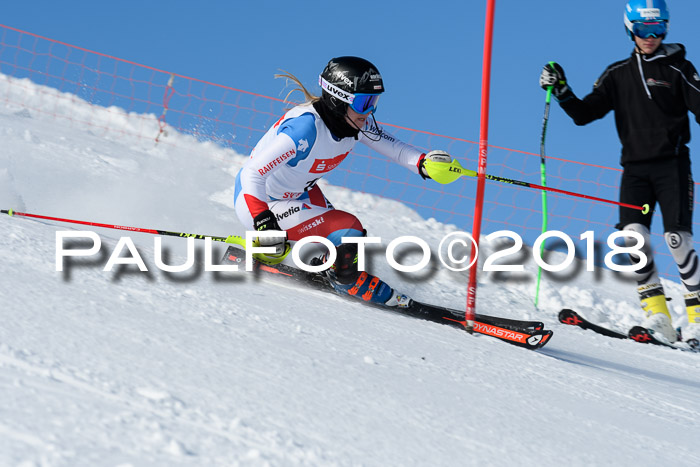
top-left (423, 159), bottom-right (475, 184)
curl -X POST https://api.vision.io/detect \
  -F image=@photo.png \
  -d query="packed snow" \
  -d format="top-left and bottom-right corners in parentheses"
top-left (1, 73), bottom-right (699, 466)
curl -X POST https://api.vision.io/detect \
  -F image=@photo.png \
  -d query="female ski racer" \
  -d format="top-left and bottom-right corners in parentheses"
top-left (540, 0), bottom-right (700, 343)
top-left (234, 56), bottom-right (453, 307)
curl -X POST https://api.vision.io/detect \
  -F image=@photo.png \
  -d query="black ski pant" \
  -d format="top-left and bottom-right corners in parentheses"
top-left (617, 156), bottom-right (694, 233)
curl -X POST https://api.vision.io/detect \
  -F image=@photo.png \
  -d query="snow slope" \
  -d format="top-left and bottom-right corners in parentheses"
top-left (1, 74), bottom-right (700, 466)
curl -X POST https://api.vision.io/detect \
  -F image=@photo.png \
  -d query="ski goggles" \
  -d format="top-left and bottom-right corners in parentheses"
top-left (631, 20), bottom-right (667, 39)
top-left (349, 93), bottom-right (380, 115)
top-left (319, 76), bottom-right (381, 115)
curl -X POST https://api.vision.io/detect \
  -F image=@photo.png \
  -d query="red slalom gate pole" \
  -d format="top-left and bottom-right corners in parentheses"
top-left (465, 0), bottom-right (496, 333)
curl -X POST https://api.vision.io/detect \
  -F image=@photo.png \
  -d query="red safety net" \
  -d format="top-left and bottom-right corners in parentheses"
top-left (1, 23), bottom-right (696, 282)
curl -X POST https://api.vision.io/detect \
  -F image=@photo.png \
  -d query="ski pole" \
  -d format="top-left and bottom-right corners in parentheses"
top-left (534, 85), bottom-right (553, 308)
top-left (422, 159), bottom-right (650, 214)
top-left (1, 209), bottom-right (291, 264)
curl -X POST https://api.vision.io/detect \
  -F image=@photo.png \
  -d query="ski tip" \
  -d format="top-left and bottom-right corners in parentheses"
top-left (529, 330), bottom-right (554, 350)
top-left (628, 326), bottom-right (687, 350)
top-left (558, 308), bottom-right (582, 325)
top-left (628, 326), bottom-right (654, 343)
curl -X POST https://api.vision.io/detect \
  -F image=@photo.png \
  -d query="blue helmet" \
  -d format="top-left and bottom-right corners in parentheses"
top-left (624, 0), bottom-right (670, 40)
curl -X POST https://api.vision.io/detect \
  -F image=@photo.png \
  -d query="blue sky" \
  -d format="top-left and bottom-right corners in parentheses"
top-left (4, 0), bottom-right (700, 168)
top-left (4, 0), bottom-right (700, 249)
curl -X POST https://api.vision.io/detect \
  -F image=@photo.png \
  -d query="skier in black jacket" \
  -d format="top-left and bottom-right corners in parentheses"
top-left (540, 0), bottom-right (700, 343)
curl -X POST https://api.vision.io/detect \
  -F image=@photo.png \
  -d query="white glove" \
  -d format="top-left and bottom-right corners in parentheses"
top-left (419, 150), bottom-right (453, 179)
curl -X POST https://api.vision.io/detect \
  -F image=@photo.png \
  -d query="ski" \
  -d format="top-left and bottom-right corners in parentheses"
top-left (627, 326), bottom-right (680, 349)
top-left (407, 300), bottom-right (544, 332)
top-left (559, 308), bottom-right (698, 353)
top-left (558, 308), bottom-right (628, 339)
top-left (222, 246), bottom-right (552, 350)
top-left (627, 326), bottom-right (699, 352)
top-left (398, 301), bottom-right (551, 349)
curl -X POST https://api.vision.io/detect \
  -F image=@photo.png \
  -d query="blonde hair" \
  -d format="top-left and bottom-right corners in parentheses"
top-left (274, 70), bottom-right (320, 106)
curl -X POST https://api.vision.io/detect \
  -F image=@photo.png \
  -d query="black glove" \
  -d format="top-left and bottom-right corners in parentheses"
top-left (539, 62), bottom-right (572, 101)
top-left (253, 209), bottom-right (287, 256)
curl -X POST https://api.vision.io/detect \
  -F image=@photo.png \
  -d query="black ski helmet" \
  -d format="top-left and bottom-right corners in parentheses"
top-left (319, 56), bottom-right (384, 115)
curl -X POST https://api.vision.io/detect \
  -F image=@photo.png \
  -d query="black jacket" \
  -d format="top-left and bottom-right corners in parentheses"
top-left (559, 43), bottom-right (700, 166)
